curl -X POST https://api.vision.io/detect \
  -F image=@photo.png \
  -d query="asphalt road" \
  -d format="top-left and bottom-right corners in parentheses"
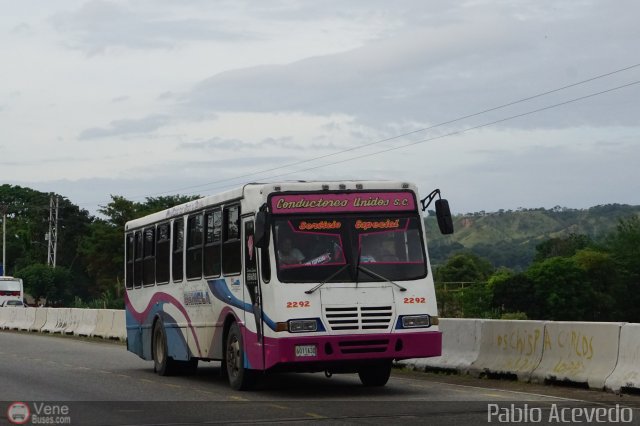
top-left (1, 331), bottom-right (639, 425)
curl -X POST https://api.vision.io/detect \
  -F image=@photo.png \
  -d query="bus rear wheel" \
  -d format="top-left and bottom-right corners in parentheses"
top-left (225, 322), bottom-right (255, 390)
top-left (153, 319), bottom-right (178, 376)
top-left (358, 360), bottom-right (392, 386)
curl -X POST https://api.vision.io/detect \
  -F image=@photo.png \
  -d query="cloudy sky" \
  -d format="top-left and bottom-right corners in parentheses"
top-left (2, 0), bottom-right (640, 215)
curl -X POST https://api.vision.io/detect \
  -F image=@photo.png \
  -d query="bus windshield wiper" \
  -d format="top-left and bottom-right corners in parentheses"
top-left (357, 265), bottom-right (407, 292)
top-left (305, 263), bottom-right (350, 294)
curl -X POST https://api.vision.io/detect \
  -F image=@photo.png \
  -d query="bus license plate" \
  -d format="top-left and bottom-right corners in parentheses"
top-left (295, 345), bottom-right (317, 357)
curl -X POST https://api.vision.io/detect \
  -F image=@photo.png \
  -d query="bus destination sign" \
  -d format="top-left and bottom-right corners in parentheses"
top-left (270, 191), bottom-right (416, 214)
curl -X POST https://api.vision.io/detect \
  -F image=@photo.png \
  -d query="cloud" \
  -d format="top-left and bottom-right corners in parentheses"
top-left (78, 114), bottom-right (171, 140)
top-left (50, 0), bottom-right (256, 54)
top-left (11, 22), bottom-right (31, 35)
top-left (179, 136), bottom-right (341, 152)
top-left (111, 96), bottom-right (129, 103)
top-left (181, 2), bottom-right (640, 131)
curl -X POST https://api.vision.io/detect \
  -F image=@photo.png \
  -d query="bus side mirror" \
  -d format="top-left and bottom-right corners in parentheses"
top-left (435, 199), bottom-right (454, 235)
top-left (254, 211), bottom-right (270, 248)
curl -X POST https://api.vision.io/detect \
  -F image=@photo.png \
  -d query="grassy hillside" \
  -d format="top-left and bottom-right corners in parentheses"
top-left (424, 204), bottom-right (640, 270)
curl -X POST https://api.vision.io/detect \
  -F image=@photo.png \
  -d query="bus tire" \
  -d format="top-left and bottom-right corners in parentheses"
top-left (225, 322), bottom-right (255, 390)
top-left (153, 319), bottom-right (178, 376)
top-left (358, 360), bottom-right (392, 386)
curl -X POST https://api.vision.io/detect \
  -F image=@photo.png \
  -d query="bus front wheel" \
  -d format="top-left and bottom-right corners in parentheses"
top-left (153, 319), bottom-right (177, 376)
top-left (358, 360), bottom-right (392, 386)
top-left (225, 322), bottom-right (255, 390)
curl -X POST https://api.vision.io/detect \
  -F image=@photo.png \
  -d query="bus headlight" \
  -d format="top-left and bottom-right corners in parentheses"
top-left (288, 319), bottom-right (318, 333)
top-left (401, 315), bottom-right (431, 328)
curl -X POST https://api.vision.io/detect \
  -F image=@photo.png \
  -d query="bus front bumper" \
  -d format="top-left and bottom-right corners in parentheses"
top-left (261, 330), bottom-right (442, 370)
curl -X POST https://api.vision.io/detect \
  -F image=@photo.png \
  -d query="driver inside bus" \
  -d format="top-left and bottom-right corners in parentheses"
top-left (278, 237), bottom-right (305, 264)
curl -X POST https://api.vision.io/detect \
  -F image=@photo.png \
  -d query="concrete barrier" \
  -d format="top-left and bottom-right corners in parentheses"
top-left (64, 309), bottom-right (84, 335)
top-left (41, 308), bottom-right (60, 333)
top-left (468, 320), bottom-right (546, 381)
top-left (107, 310), bottom-right (126, 341)
top-left (19, 307), bottom-right (37, 331)
top-left (7, 307), bottom-right (29, 330)
top-left (397, 319), bottom-right (482, 373)
top-left (605, 323), bottom-right (640, 392)
top-left (531, 321), bottom-right (624, 389)
top-left (75, 309), bottom-right (99, 337)
top-left (1, 308), bottom-right (20, 330)
top-left (30, 307), bottom-right (48, 332)
top-left (0, 307), bottom-right (14, 328)
top-left (52, 308), bottom-right (71, 334)
top-left (92, 310), bottom-right (115, 338)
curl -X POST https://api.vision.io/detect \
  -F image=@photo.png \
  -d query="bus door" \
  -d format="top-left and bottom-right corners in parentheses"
top-left (243, 218), bottom-right (265, 368)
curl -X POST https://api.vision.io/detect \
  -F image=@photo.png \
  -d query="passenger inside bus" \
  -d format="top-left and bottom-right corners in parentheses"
top-left (360, 233), bottom-right (400, 263)
top-left (278, 237), bottom-right (305, 264)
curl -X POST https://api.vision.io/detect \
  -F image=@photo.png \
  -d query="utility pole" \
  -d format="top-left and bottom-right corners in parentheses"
top-left (47, 195), bottom-right (59, 268)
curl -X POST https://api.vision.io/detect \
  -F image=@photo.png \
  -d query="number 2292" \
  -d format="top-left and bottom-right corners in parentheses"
top-left (287, 301), bottom-right (311, 308)
top-left (404, 297), bottom-right (426, 304)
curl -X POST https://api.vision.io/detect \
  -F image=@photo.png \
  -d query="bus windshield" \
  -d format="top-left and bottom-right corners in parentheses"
top-left (273, 215), bottom-right (427, 283)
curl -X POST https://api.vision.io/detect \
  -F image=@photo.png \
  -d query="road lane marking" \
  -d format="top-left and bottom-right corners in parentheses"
top-left (269, 404), bottom-right (289, 410)
top-left (483, 392), bottom-right (510, 399)
top-left (229, 395), bottom-right (249, 401)
top-left (305, 412), bottom-right (327, 419)
top-left (163, 383), bottom-right (183, 389)
top-left (391, 375), bottom-right (590, 402)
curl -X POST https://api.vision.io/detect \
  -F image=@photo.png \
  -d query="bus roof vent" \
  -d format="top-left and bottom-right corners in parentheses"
top-left (402, 183), bottom-right (409, 189)
top-left (274, 186), bottom-right (281, 191)
top-left (339, 184), bottom-right (346, 190)
top-left (356, 184), bottom-right (363, 189)
top-left (322, 184), bottom-right (330, 190)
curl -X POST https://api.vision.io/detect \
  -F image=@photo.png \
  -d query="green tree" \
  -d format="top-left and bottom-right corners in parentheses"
top-left (0, 185), bottom-right (92, 299)
top-left (15, 263), bottom-right (74, 306)
top-left (434, 252), bottom-right (494, 283)
top-left (490, 269), bottom-right (534, 317)
top-left (458, 282), bottom-right (496, 318)
top-left (534, 233), bottom-right (592, 262)
top-left (572, 248), bottom-right (619, 321)
top-left (434, 252), bottom-right (495, 318)
top-left (605, 215), bottom-right (640, 321)
top-left (525, 257), bottom-right (592, 320)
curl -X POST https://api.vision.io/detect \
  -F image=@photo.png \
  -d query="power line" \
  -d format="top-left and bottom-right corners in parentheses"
top-left (123, 62), bottom-right (640, 199)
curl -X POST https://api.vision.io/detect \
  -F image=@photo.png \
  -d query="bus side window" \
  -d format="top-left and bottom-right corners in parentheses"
top-left (204, 209), bottom-right (222, 277)
top-left (222, 205), bottom-right (241, 275)
top-left (143, 227), bottom-right (156, 286)
top-left (172, 219), bottom-right (184, 282)
top-left (156, 223), bottom-right (170, 284)
top-left (186, 213), bottom-right (204, 279)
top-left (126, 233), bottom-right (134, 289)
top-left (134, 231), bottom-right (143, 288)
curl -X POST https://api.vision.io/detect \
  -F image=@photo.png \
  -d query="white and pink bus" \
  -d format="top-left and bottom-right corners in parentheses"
top-left (124, 181), bottom-right (453, 389)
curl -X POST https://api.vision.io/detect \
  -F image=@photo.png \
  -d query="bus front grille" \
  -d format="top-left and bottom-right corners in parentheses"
top-left (324, 306), bottom-right (393, 331)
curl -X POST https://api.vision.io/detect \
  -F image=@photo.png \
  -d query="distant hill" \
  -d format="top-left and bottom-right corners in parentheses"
top-left (424, 204), bottom-right (640, 270)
